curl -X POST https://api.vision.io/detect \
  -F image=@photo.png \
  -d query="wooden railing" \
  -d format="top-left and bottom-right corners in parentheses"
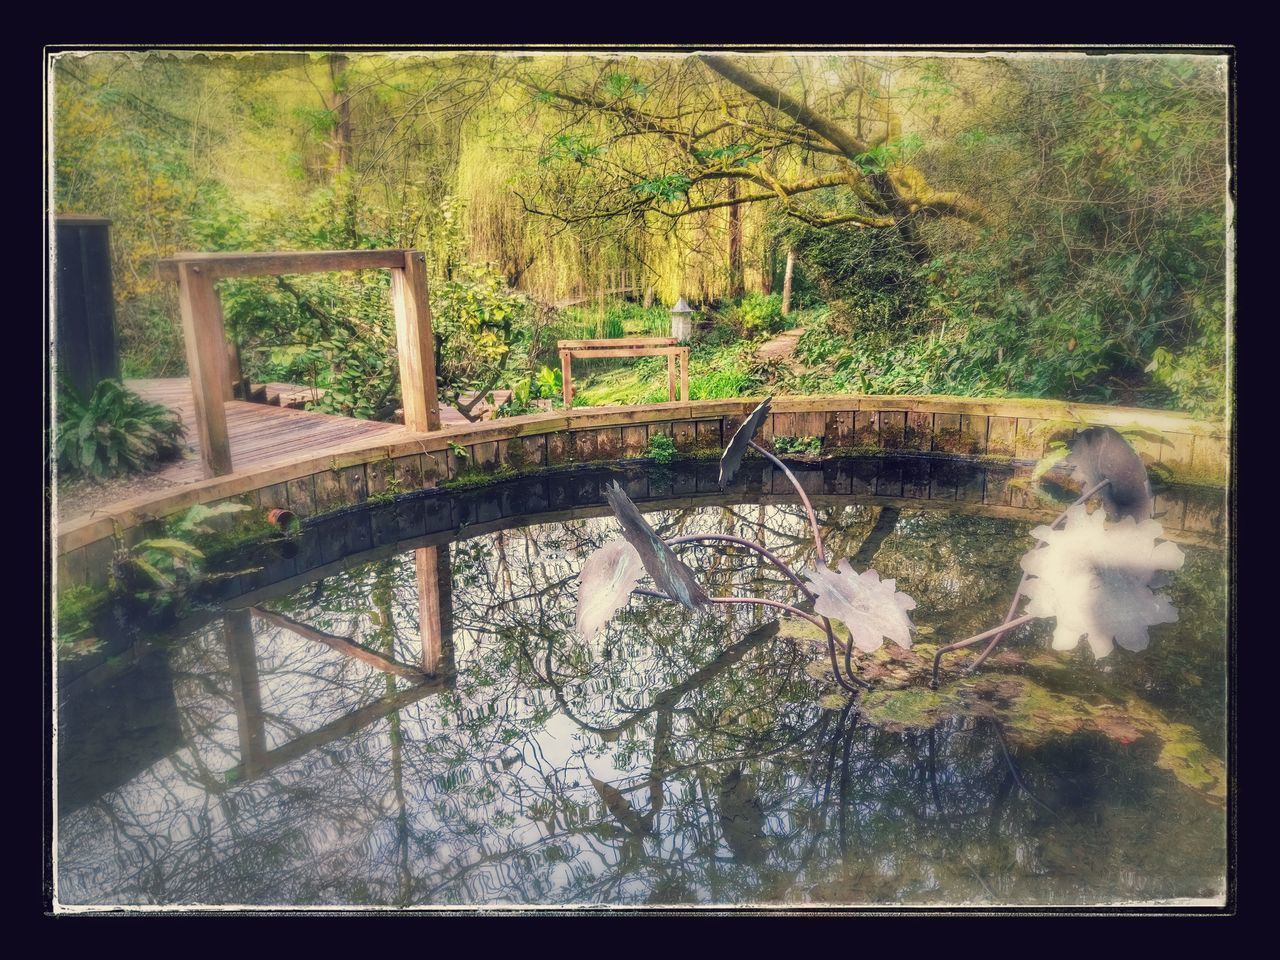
top-left (558, 337), bottom-right (689, 406)
top-left (157, 249), bottom-right (441, 478)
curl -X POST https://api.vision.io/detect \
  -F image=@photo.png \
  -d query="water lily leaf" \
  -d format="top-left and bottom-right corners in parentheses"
top-left (604, 481), bottom-right (708, 611)
top-left (1064, 426), bottom-right (1153, 522)
top-left (800, 559), bottom-right (917, 653)
top-left (575, 538), bottom-right (645, 641)
top-left (719, 396), bottom-right (771, 488)
top-left (1019, 504), bottom-right (1185, 659)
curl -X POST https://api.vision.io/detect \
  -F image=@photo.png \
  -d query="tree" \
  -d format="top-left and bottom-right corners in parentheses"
top-left (514, 54), bottom-right (987, 264)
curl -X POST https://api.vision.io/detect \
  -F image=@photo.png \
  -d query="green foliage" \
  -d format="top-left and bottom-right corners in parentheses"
top-left (781, 223), bottom-right (926, 333)
top-left (852, 133), bottom-right (924, 175)
top-left (56, 380), bottom-right (186, 479)
top-left (499, 365), bottom-right (563, 417)
top-left (433, 261), bottom-right (532, 409)
top-left (725, 292), bottom-right (785, 338)
top-left (540, 134), bottom-right (601, 165)
top-left (630, 174), bottom-right (692, 202)
top-left (56, 585), bottom-right (109, 645)
top-left (772, 435), bottom-right (823, 456)
top-left (645, 433), bottom-right (677, 464)
top-left (116, 537), bottom-right (207, 592)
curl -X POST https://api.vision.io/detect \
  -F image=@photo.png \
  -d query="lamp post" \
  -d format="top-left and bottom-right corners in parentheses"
top-left (670, 297), bottom-right (694, 342)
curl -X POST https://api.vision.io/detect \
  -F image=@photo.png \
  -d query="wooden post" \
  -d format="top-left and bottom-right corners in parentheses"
top-left (561, 350), bottom-right (573, 406)
top-left (176, 262), bottom-right (233, 477)
top-left (667, 353), bottom-right (676, 401)
top-left (227, 339), bottom-right (245, 398)
top-left (416, 546), bottom-right (450, 675)
top-left (680, 347), bottom-right (690, 402)
top-left (390, 250), bottom-right (441, 432)
top-left (222, 609), bottom-right (266, 778)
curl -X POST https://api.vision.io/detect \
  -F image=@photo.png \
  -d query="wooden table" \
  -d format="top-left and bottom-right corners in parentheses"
top-left (557, 337), bottom-right (690, 406)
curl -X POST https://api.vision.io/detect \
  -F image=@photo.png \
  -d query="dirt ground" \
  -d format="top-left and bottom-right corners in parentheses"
top-left (54, 471), bottom-right (182, 524)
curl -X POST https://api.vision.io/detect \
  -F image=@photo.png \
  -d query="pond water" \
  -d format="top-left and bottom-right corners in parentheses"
top-left (55, 458), bottom-right (1229, 908)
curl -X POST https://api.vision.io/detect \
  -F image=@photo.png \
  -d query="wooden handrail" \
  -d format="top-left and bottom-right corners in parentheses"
top-left (156, 248), bottom-right (410, 281)
top-left (557, 337), bottom-right (677, 349)
top-left (558, 337), bottom-right (689, 405)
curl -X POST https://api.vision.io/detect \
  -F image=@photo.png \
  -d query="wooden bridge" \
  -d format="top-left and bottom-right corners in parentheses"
top-left (126, 378), bottom-right (412, 485)
top-left (125, 377), bottom-right (508, 486)
top-left (139, 248), bottom-right (443, 482)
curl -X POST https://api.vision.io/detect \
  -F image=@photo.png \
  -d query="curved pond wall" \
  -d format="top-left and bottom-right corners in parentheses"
top-left (55, 394), bottom-right (1229, 592)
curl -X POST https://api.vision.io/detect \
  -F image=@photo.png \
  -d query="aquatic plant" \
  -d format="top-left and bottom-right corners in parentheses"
top-left (575, 402), bottom-right (1186, 699)
top-left (1019, 506), bottom-right (1184, 659)
top-left (580, 397), bottom-right (917, 691)
top-left (930, 424), bottom-right (1182, 685)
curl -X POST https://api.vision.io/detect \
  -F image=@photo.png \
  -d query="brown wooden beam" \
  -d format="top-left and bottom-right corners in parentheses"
top-left (250, 607), bottom-right (427, 680)
top-left (157, 249), bottom-right (410, 281)
top-left (175, 262), bottom-right (233, 477)
top-left (390, 251), bottom-right (441, 432)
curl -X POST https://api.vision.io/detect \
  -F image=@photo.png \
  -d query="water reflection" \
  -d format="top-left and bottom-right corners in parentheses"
top-left (56, 485), bottom-right (1227, 907)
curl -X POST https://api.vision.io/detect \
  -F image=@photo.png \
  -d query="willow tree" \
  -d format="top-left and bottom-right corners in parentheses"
top-left (511, 54), bottom-right (988, 267)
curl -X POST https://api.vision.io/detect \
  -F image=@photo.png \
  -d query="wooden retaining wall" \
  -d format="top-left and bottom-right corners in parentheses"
top-left (55, 394), bottom-right (1229, 592)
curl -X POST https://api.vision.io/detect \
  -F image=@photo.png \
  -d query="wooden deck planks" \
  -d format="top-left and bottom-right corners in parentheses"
top-left (127, 378), bottom-right (410, 485)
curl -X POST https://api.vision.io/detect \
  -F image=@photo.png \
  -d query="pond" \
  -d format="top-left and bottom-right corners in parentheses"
top-left (54, 457), bottom-right (1228, 908)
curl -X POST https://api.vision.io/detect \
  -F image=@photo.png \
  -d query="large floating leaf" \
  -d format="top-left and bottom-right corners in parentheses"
top-left (1019, 504), bottom-right (1184, 659)
top-left (604, 481), bottom-right (708, 611)
top-left (800, 559), bottom-right (917, 653)
top-left (719, 396), bottom-right (771, 489)
top-left (576, 538), bottom-right (645, 642)
top-left (1064, 426), bottom-right (1153, 522)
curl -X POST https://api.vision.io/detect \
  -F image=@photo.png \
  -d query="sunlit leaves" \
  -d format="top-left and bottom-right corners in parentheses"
top-left (719, 396), bottom-right (771, 489)
top-left (801, 560), bottom-right (917, 653)
top-left (538, 133), bottom-right (601, 166)
top-left (604, 73), bottom-right (649, 99)
top-left (1019, 504), bottom-right (1184, 659)
top-left (630, 174), bottom-right (693, 203)
top-left (575, 538), bottom-right (645, 642)
top-left (692, 143), bottom-right (760, 168)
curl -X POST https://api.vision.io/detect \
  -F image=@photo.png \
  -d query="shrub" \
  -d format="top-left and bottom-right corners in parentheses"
top-left (730, 292), bottom-right (785, 338)
top-left (645, 433), bottom-right (677, 463)
top-left (56, 379), bottom-right (186, 480)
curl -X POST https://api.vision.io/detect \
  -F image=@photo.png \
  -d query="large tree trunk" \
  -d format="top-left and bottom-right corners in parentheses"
top-left (781, 248), bottom-right (795, 316)
top-left (727, 180), bottom-right (744, 299)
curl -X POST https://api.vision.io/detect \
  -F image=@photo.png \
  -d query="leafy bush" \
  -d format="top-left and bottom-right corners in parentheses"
top-left (56, 380), bottom-right (186, 479)
top-left (781, 222), bottom-right (927, 335)
top-left (727, 292), bottom-right (785, 338)
top-left (433, 262), bottom-right (532, 409)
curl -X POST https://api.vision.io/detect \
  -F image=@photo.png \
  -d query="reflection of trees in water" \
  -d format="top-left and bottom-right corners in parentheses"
top-left (57, 505), bottom-right (1224, 906)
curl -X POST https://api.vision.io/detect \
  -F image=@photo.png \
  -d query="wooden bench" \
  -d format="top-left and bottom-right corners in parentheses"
top-left (557, 337), bottom-right (689, 406)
